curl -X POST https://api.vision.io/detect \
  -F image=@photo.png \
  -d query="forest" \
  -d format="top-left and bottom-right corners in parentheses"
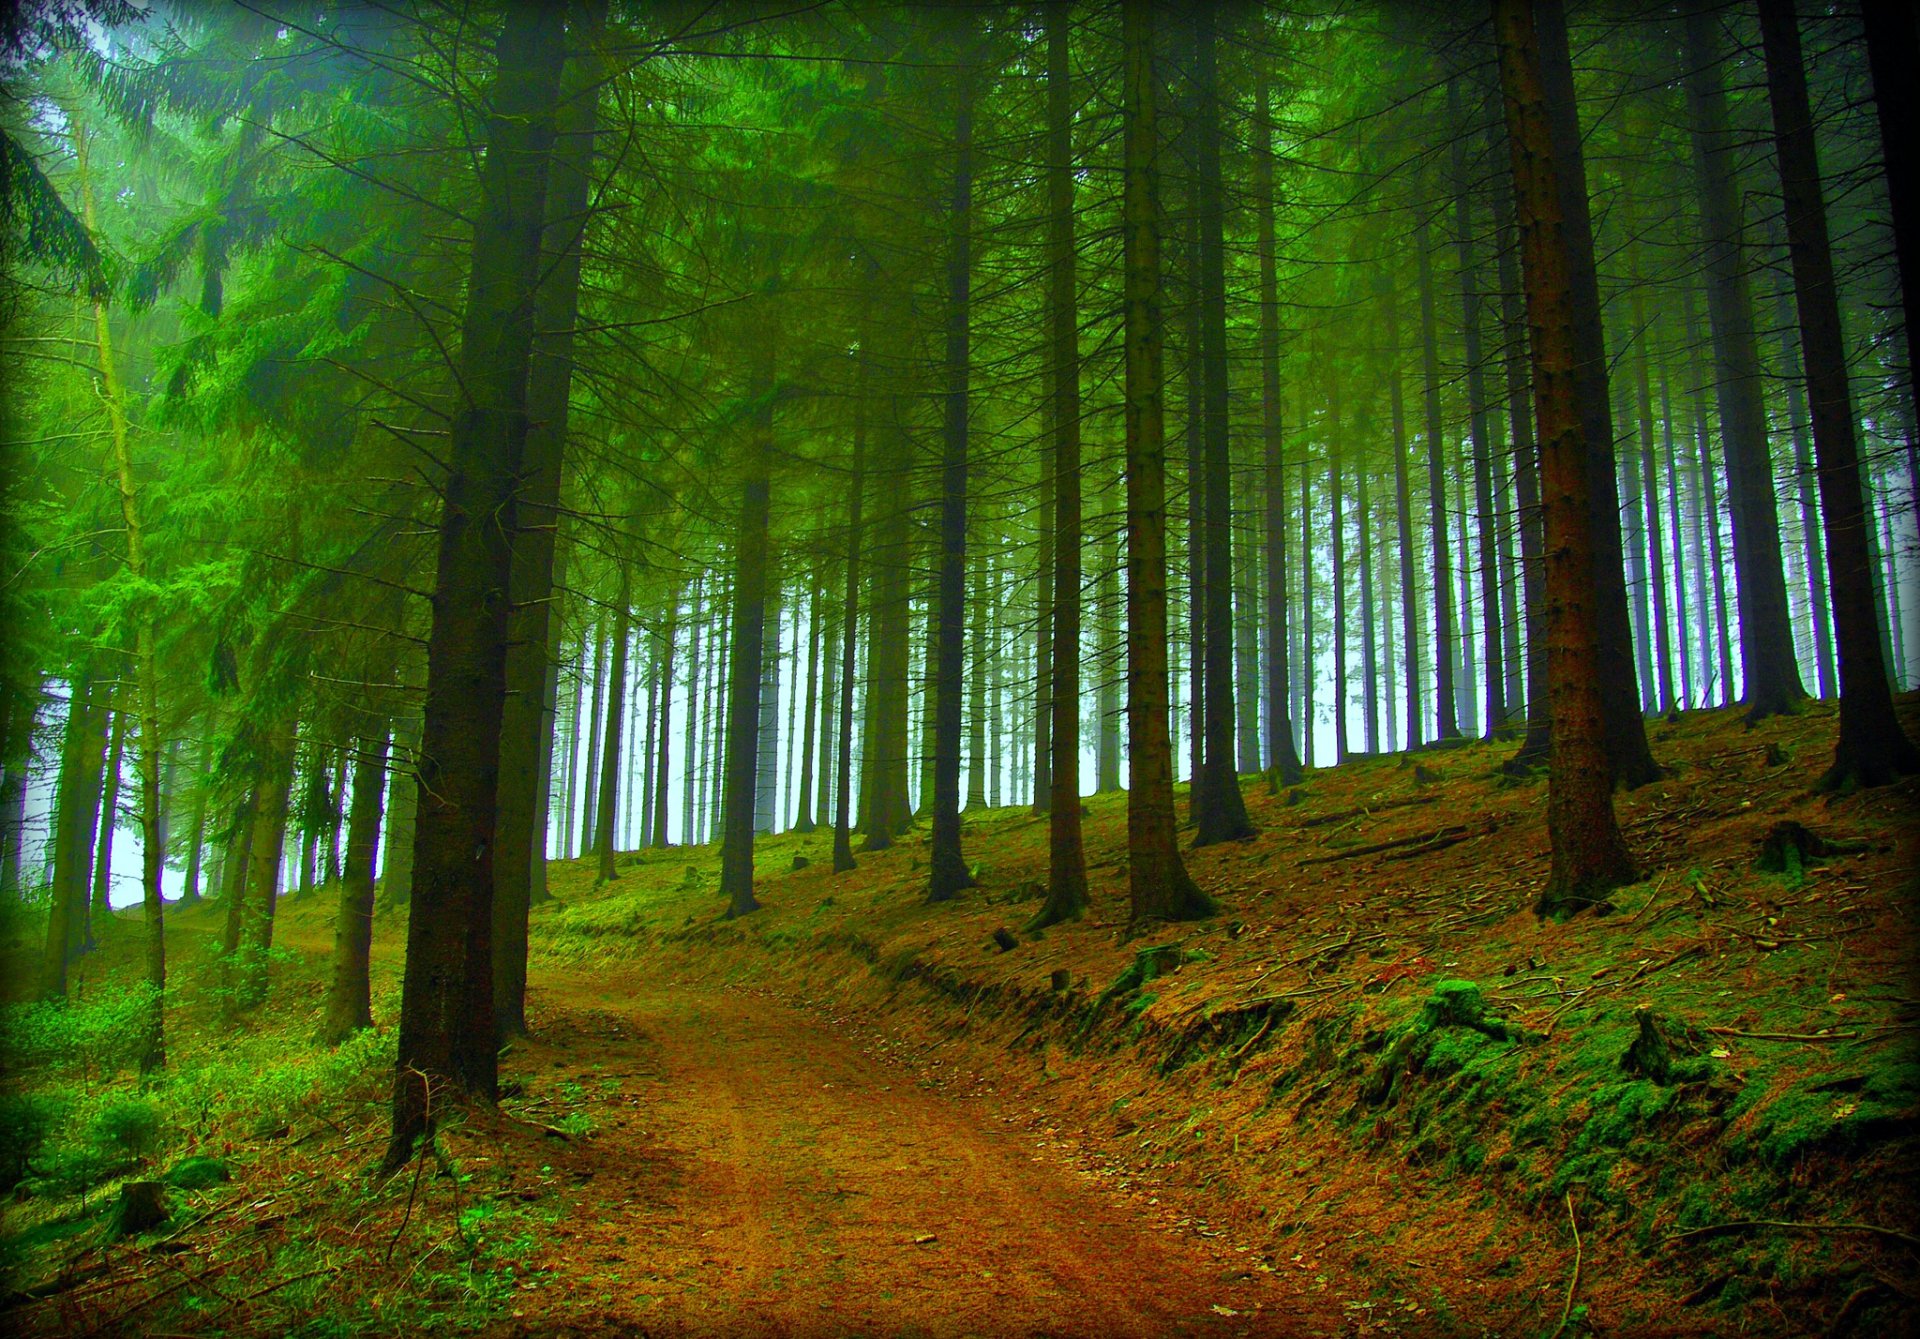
top-left (1, 0), bottom-right (1917, 1334)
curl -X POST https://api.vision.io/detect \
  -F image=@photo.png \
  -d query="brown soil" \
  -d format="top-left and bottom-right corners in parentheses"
top-left (485, 965), bottom-right (1332, 1338)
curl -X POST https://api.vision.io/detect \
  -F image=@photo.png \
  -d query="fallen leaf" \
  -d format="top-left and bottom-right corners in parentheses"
top-left (1211, 1304), bottom-right (1239, 1317)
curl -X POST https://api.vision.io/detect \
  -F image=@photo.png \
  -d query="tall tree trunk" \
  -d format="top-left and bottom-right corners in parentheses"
top-left (381, 708), bottom-right (420, 904)
top-left (1494, 0), bottom-right (1637, 913)
top-left (793, 581), bottom-right (818, 832)
top-left (1096, 534), bottom-right (1123, 792)
top-left (593, 572), bottom-right (630, 885)
top-left (1032, 0), bottom-right (1088, 929)
top-left (237, 726), bottom-right (294, 1010)
top-left (720, 333), bottom-right (777, 916)
top-left (578, 620), bottom-right (606, 856)
top-left (1188, 3), bottom-right (1255, 844)
top-left (833, 350), bottom-right (868, 875)
top-left (1757, 0), bottom-right (1920, 788)
top-left (39, 664), bottom-right (103, 999)
top-left (384, 0), bottom-right (569, 1172)
top-left (1386, 279), bottom-right (1423, 751)
top-left (1862, 0), bottom-right (1919, 423)
top-left (1683, 5), bottom-right (1806, 721)
top-left (493, 37), bottom-right (597, 1034)
top-left (322, 728), bottom-right (388, 1046)
top-left (1122, 0), bottom-right (1214, 924)
top-left (1629, 282), bottom-right (1676, 715)
top-left (685, 578), bottom-right (705, 841)
top-left (0, 681), bottom-right (34, 898)
top-left (1358, 435), bottom-right (1380, 753)
top-left (815, 575), bottom-right (837, 831)
top-left (755, 583), bottom-right (782, 835)
top-left (967, 546), bottom-right (988, 811)
top-left (1491, 159), bottom-right (1548, 765)
top-left (1328, 372), bottom-right (1350, 763)
top-left (1684, 288), bottom-right (1736, 704)
top-left (1300, 435), bottom-right (1315, 766)
top-left (1451, 80), bottom-right (1508, 737)
top-left (1535, 0), bottom-right (1660, 787)
top-left (1256, 79), bottom-right (1303, 783)
top-left (1659, 364), bottom-right (1695, 708)
top-left (91, 703), bottom-right (124, 915)
top-left (929, 64), bottom-right (976, 903)
top-left (179, 736), bottom-right (209, 905)
top-left (1416, 208), bottom-right (1461, 743)
top-left (651, 589), bottom-right (678, 846)
top-left (1772, 273), bottom-right (1836, 697)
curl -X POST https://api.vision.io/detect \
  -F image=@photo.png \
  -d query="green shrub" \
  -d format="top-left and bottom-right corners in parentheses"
top-left (0, 1091), bottom-right (64, 1188)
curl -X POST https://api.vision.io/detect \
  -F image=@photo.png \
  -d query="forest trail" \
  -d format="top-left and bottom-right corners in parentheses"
top-left (481, 964), bottom-right (1307, 1338)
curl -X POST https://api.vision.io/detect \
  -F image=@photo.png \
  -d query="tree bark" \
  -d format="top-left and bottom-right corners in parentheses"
top-left (384, 0), bottom-right (569, 1172)
top-left (1629, 280), bottom-right (1676, 715)
top-left (1031, 0), bottom-right (1089, 930)
top-left (651, 589), bottom-right (678, 846)
top-left (322, 728), bottom-right (388, 1046)
top-left (720, 335), bottom-right (776, 917)
top-left (1683, 5), bottom-right (1806, 722)
top-left (40, 664), bottom-right (104, 999)
top-left (1756, 0), bottom-right (1919, 789)
top-left (1416, 207), bottom-right (1461, 743)
top-left (1491, 167), bottom-right (1547, 766)
top-left (1384, 279), bottom-right (1423, 752)
top-left (593, 571), bottom-right (630, 885)
top-left (90, 702), bottom-right (124, 915)
top-left (236, 725), bottom-right (294, 1010)
top-left (1494, 0), bottom-right (1637, 914)
top-left (1862, 0), bottom-right (1919, 423)
top-left (833, 344), bottom-right (868, 875)
top-left (1190, 4), bottom-right (1255, 845)
top-left (1255, 80), bottom-right (1303, 784)
top-left (1534, 0), bottom-right (1659, 787)
top-left (1122, 0), bottom-right (1214, 925)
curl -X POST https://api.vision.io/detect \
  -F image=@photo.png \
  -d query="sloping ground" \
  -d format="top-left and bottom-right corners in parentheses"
top-left (535, 695), bottom-right (1920, 1337)
top-left (1, 695), bottom-right (1915, 1338)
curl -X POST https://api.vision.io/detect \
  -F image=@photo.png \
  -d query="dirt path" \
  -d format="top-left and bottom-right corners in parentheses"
top-left (485, 967), bottom-right (1323, 1339)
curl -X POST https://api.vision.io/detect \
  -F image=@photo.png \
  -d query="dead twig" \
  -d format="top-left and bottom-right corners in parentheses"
top-left (1547, 1190), bottom-right (1583, 1339)
top-left (1662, 1219), bottom-right (1920, 1251)
top-left (1704, 1027), bottom-right (1859, 1042)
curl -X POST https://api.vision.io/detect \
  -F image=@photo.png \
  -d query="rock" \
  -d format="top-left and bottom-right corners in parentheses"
top-left (991, 928), bottom-right (1018, 953)
top-left (791, 855), bottom-right (810, 871)
top-left (1621, 1007), bottom-right (1711, 1085)
top-left (162, 1156), bottom-right (230, 1190)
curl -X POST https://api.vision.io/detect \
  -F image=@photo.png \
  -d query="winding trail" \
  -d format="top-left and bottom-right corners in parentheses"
top-left (485, 966), bottom-right (1320, 1338)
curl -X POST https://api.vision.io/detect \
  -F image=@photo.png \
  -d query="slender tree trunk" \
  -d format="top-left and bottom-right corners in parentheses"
top-left (1684, 288), bottom-right (1737, 704)
top-left (1535, 0), bottom-right (1660, 787)
top-left (1684, 5), bottom-right (1806, 721)
top-left (650, 589), bottom-right (677, 847)
top-left (1659, 364), bottom-right (1695, 709)
top-left (967, 546), bottom-right (988, 811)
top-left (322, 728), bottom-right (388, 1045)
top-left (1122, 0), bottom-right (1214, 925)
top-left (1256, 81), bottom-right (1303, 783)
top-left (685, 578), bottom-right (705, 842)
top-left (91, 703), bottom-right (124, 915)
top-left (1358, 438), bottom-right (1380, 753)
top-left (579, 621), bottom-right (606, 856)
top-left (1416, 208), bottom-right (1461, 743)
top-left (381, 709), bottom-right (420, 904)
top-left (833, 349), bottom-right (868, 875)
top-left (179, 735), bottom-right (209, 905)
top-left (720, 330), bottom-right (777, 916)
top-left (1451, 80), bottom-right (1507, 737)
top-left (0, 682), bottom-right (34, 898)
top-left (1862, 0), bottom-right (1919, 424)
top-left (793, 582), bottom-right (819, 831)
top-left (1030, 0), bottom-right (1088, 928)
top-left (1492, 161), bottom-right (1548, 765)
top-left (594, 572), bottom-right (630, 885)
top-left (1386, 280), bottom-right (1423, 751)
top-left (1494, 0), bottom-right (1637, 913)
top-left (1329, 372), bottom-right (1350, 763)
top-left (1188, 4), bottom-right (1255, 844)
top-left (1758, 0), bottom-right (1920, 788)
top-left (1772, 275), bottom-right (1836, 697)
top-left (929, 63), bottom-right (976, 903)
top-left (40, 664), bottom-right (103, 999)
top-left (1097, 535), bottom-right (1122, 792)
top-left (815, 575), bottom-right (837, 831)
top-left (1300, 438), bottom-right (1315, 765)
top-left (237, 726), bottom-right (295, 1010)
top-left (1629, 282), bottom-right (1676, 715)
top-left (384, 1), bottom-right (569, 1172)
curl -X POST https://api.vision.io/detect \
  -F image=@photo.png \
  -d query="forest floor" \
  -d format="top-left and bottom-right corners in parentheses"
top-left (3, 695), bottom-right (1919, 1338)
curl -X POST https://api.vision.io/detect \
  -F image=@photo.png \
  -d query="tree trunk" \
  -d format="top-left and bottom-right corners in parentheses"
top-left (1096, 535), bottom-right (1123, 792)
top-left (237, 726), bottom-right (294, 1010)
top-left (1256, 81), bottom-right (1303, 783)
top-left (1416, 208), bottom-right (1461, 743)
top-left (1122, 0), bottom-right (1214, 925)
top-left (1534, 0), bottom-right (1659, 787)
top-left (1862, 0), bottom-right (1919, 424)
top-left (40, 664), bottom-right (104, 999)
top-left (793, 582), bottom-right (819, 831)
top-left (1358, 434), bottom-right (1380, 753)
top-left (1629, 282), bottom-right (1676, 715)
top-left (1683, 288), bottom-right (1736, 704)
top-left (1491, 164), bottom-right (1547, 765)
top-left (651, 590), bottom-right (678, 847)
top-left (1757, 0), bottom-right (1920, 788)
top-left (834, 347), bottom-right (868, 874)
top-left (380, 709), bottom-right (420, 904)
top-left (1659, 363), bottom-right (1695, 708)
top-left (1494, 0), bottom-right (1638, 914)
top-left (579, 620), bottom-right (606, 856)
top-left (1683, 5), bottom-right (1806, 722)
top-left (1772, 272), bottom-right (1835, 697)
top-left (322, 728), bottom-right (388, 1046)
top-left (1189, 4), bottom-right (1255, 845)
top-left (0, 680), bottom-right (34, 898)
top-left (1451, 79), bottom-right (1508, 737)
top-left (593, 572), bottom-right (630, 885)
top-left (1032, 0), bottom-right (1089, 930)
top-left (179, 736), bottom-right (209, 905)
top-left (929, 64), bottom-right (976, 903)
top-left (1385, 279), bottom-right (1423, 752)
top-left (967, 542), bottom-right (988, 811)
top-left (686, 578), bottom-right (706, 841)
top-left (1328, 371), bottom-right (1350, 763)
top-left (720, 334), bottom-right (777, 917)
top-left (90, 702), bottom-right (124, 915)
top-left (384, 0), bottom-right (569, 1172)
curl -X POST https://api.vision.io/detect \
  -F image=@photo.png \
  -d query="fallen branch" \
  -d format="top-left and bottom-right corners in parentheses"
top-left (1298, 821), bottom-right (1495, 866)
top-left (1662, 1219), bottom-right (1920, 1251)
top-left (1295, 795), bottom-right (1439, 829)
top-left (1704, 1027), bottom-right (1858, 1042)
top-left (1548, 1191), bottom-right (1583, 1339)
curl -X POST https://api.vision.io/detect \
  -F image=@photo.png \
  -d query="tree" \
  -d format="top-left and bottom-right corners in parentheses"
top-left (1122, 0), bottom-right (1215, 926)
top-left (384, 0), bottom-right (571, 1172)
top-left (1755, 0), bottom-right (1920, 790)
top-left (321, 728), bottom-right (387, 1046)
top-left (1493, 0), bottom-right (1637, 915)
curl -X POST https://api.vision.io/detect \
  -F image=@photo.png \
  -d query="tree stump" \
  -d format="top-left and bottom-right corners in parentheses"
top-left (105, 1181), bottom-right (169, 1240)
